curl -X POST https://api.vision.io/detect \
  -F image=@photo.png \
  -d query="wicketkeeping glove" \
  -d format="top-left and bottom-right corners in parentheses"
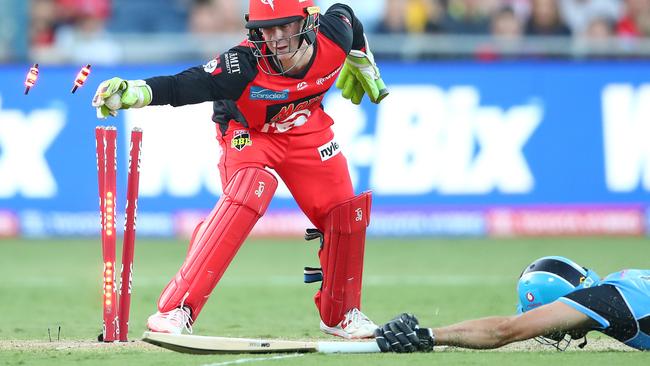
top-left (92, 77), bottom-right (152, 119)
top-left (335, 36), bottom-right (388, 105)
top-left (375, 313), bottom-right (435, 353)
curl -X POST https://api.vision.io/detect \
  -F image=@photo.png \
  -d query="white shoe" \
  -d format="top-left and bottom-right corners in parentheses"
top-left (320, 308), bottom-right (378, 339)
top-left (146, 307), bottom-right (193, 335)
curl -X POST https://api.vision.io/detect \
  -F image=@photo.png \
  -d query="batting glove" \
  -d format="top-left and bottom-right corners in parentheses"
top-left (92, 77), bottom-right (152, 119)
top-left (375, 313), bottom-right (435, 353)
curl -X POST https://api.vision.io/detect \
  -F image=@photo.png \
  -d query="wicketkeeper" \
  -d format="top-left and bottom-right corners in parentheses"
top-left (92, 0), bottom-right (387, 339)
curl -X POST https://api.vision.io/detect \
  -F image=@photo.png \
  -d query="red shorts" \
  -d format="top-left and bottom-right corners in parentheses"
top-left (217, 124), bottom-right (354, 230)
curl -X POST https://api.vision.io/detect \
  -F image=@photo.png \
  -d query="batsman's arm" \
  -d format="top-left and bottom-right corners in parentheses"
top-left (432, 301), bottom-right (595, 349)
top-left (378, 302), bottom-right (596, 352)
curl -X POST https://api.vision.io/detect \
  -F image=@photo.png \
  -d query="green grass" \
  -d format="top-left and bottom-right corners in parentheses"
top-left (1, 237), bottom-right (649, 365)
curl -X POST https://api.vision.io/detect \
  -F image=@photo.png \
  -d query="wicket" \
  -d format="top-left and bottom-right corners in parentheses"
top-left (95, 126), bottom-right (143, 342)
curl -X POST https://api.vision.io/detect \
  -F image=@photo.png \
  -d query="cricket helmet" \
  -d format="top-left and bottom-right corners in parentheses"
top-left (246, 0), bottom-right (316, 29)
top-left (245, 0), bottom-right (320, 75)
top-left (516, 256), bottom-right (600, 314)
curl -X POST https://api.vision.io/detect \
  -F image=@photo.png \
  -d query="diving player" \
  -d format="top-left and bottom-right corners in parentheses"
top-left (376, 256), bottom-right (650, 352)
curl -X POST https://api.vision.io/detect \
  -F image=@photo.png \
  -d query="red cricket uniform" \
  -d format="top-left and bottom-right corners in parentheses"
top-left (145, 4), bottom-right (372, 328)
top-left (147, 5), bottom-right (364, 228)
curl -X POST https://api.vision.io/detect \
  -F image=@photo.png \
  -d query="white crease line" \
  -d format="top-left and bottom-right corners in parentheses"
top-left (1, 275), bottom-right (511, 288)
top-left (201, 354), bottom-right (304, 366)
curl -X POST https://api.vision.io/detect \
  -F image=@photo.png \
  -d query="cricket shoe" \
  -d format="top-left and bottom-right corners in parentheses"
top-left (146, 307), bottom-right (193, 335)
top-left (320, 308), bottom-right (378, 339)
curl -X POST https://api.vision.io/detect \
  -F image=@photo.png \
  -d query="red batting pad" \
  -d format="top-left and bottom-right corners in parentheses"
top-left (316, 191), bottom-right (372, 326)
top-left (157, 167), bottom-right (277, 318)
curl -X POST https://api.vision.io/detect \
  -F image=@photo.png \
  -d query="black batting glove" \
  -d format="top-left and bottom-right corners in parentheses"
top-left (375, 313), bottom-right (435, 353)
top-left (414, 328), bottom-right (435, 352)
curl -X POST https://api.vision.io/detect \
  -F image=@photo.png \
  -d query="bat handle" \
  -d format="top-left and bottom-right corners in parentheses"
top-left (316, 341), bottom-right (381, 354)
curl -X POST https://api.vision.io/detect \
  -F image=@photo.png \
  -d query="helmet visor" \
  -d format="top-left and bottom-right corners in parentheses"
top-left (246, 15), bottom-right (303, 29)
top-left (519, 258), bottom-right (586, 287)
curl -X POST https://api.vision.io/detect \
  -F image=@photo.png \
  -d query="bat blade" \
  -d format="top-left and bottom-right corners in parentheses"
top-left (141, 332), bottom-right (318, 354)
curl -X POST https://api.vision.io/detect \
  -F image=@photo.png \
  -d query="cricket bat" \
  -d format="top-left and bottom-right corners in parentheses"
top-left (142, 331), bottom-right (381, 354)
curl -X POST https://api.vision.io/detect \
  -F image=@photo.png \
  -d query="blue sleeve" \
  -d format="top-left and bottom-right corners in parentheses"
top-left (561, 284), bottom-right (639, 343)
top-left (557, 297), bottom-right (610, 329)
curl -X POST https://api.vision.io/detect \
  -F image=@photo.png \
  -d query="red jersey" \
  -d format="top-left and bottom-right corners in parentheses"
top-left (146, 4), bottom-right (365, 136)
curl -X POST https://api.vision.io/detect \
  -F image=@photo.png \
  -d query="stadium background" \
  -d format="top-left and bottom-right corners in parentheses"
top-left (1, 0), bottom-right (650, 239)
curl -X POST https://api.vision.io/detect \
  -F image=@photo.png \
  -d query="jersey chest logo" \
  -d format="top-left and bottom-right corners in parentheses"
top-left (261, 93), bottom-right (324, 133)
top-left (250, 87), bottom-right (289, 101)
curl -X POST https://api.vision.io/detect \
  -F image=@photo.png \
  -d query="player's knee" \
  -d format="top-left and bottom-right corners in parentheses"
top-left (224, 167), bottom-right (278, 213)
top-left (325, 191), bottom-right (372, 233)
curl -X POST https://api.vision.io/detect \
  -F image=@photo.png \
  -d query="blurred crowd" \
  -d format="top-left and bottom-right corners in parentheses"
top-left (372, 0), bottom-right (650, 40)
top-left (29, 0), bottom-right (650, 63)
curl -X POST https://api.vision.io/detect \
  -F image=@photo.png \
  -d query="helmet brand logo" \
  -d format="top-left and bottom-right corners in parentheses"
top-left (260, 0), bottom-right (274, 10)
top-left (526, 292), bottom-right (535, 302)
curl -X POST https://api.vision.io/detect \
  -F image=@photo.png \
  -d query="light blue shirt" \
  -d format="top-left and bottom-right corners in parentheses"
top-left (560, 269), bottom-right (650, 350)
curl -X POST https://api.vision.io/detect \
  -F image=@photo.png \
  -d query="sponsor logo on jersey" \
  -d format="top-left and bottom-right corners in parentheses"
top-left (317, 65), bottom-right (343, 86)
top-left (297, 82), bottom-right (308, 91)
top-left (260, 0), bottom-right (274, 11)
top-left (203, 57), bottom-right (222, 75)
top-left (318, 138), bottom-right (340, 161)
top-left (641, 276), bottom-right (650, 281)
top-left (270, 94), bottom-right (322, 124)
top-left (261, 94), bottom-right (324, 133)
top-left (250, 87), bottom-right (289, 100)
top-left (225, 52), bottom-right (241, 74)
top-left (231, 130), bottom-right (252, 151)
